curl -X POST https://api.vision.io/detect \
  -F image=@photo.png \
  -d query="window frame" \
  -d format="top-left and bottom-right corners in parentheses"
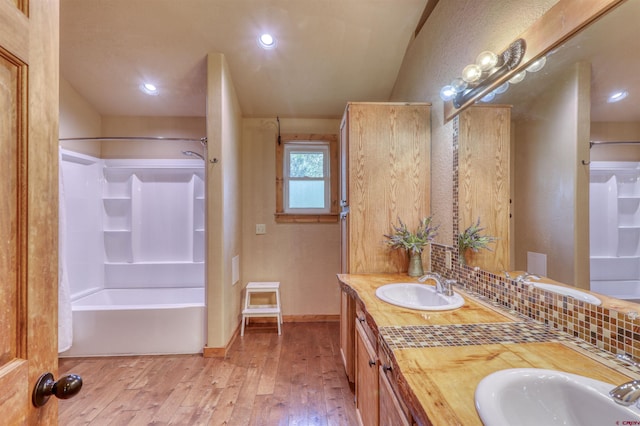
top-left (276, 133), bottom-right (339, 223)
top-left (283, 142), bottom-right (331, 214)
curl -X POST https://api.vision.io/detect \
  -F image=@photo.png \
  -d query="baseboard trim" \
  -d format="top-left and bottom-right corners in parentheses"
top-left (202, 314), bottom-right (339, 357)
top-left (247, 314), bottom-right (339, 323)
top-left (202, 322), bottom-right (241, 358)
top-left (285, 314), bottom-right (340, 322)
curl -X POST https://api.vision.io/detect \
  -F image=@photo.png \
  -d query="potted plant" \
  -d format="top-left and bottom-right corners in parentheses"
top-left (457, 218), bottom-right (497, 266)
top-left (384, 216), bottom-right (439, 276)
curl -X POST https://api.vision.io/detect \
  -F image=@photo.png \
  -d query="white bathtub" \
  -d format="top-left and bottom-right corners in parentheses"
top-left (591, 280), bottom-right (640, 303)
top-left (59, 287), bottom-right (206, 357)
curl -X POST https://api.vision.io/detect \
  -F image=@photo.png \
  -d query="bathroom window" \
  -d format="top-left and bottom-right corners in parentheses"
top-left (276, 134), bottom-right (339, 223)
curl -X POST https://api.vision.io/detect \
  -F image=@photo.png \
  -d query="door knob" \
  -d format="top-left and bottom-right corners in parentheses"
top-left (32, 372), bottom-right (83, 407)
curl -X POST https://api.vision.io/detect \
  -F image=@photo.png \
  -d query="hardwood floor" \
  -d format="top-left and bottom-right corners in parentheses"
top-left (58, 322), bottom-right (358, 425)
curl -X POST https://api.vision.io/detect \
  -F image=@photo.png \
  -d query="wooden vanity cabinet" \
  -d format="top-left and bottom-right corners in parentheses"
top-left (340, 289), bottom-right (356, 383)
top-left (379, 368), bottom-right (411, 426)
top-left (355, 314), bottom-right (378, 426)
top-left (338, 101), bottom-right (431, 391)
top-left (353, 304), bottom-right (414, 426)
top-left (378, 341), bottom-right (413, 426)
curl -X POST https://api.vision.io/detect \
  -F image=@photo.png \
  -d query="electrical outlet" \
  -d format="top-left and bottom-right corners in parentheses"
top-left (445, 251), bottom-right (452, 269)
top-left (256, 224), bottom-right (266, 234)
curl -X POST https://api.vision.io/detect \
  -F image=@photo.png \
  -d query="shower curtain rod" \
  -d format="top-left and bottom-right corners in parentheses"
top-left (590, 140), bottom-right (640, 148)
top-left (59, 136), bottom-right (207, 144)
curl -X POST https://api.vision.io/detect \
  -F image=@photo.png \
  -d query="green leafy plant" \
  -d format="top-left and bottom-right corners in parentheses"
top-left (458, 218), bottom-right (497, 253)
top-left (384, 216), bottom-right (439, 254)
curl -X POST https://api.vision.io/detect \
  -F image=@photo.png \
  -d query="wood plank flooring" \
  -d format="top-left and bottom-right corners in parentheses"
top-left (58, 322), bottom-right (358, 425)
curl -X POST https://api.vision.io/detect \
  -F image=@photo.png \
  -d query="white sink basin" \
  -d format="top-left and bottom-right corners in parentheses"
top-left (533, 282), bottom-right (602, 306)
top-left (375, 283), bottom-right (464, 311)
top-left (475, 368), bottom-right (640, 426)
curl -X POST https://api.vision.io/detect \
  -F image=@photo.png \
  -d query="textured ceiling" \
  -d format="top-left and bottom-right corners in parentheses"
top-left (60, 0), bottom-right (428, 118)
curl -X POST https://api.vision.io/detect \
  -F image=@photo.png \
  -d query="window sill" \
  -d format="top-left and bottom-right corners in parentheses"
top-left (274, 213), bottom-right (339, 224)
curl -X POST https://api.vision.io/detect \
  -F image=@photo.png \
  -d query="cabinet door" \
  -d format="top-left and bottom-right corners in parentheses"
top-left (340, 290), bottom-right (355, 383)
top-left (379, 367), bottom-right (411, 426)
top-left (355, 320), bottom-right (378, 426)
top-left (458, 105), bottom-right (511, 272)
top-left (345, 103), bottom-right (431, 274)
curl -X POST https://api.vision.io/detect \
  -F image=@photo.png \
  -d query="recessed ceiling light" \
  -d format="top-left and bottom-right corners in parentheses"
top-left (608, 90), bottom-right (628, 103)
top-left (141, 83), bottom-right (159, 95)
top-left (258, 33), bottom-right (277, 49)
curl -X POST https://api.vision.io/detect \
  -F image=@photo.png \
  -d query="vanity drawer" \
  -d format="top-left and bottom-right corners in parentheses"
top-left (356, 305), bottom-right (377, 352)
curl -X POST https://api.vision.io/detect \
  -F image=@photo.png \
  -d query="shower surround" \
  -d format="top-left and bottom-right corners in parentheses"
top-left (59, 149), bottom-right (205, 356)
top-left (590, 161), bottom-right (640, 302)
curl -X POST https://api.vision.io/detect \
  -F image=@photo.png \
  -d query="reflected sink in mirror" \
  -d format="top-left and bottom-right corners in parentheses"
top-left (533, 282), bottom-right (602, 306)
top-left (375, 283), bottom-right (464, 311)
top-left (475, 368), bottom-right (640, 426)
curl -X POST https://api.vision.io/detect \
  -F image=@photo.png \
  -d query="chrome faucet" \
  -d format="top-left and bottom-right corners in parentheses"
top-left (610, 354), bottom-right (640, 407)
top-left (610, 380), bottom-right (640, 407)
top-left (504, 271), bottom-right (541, 284)
top-left (418, 272), bottom-right (455, 297)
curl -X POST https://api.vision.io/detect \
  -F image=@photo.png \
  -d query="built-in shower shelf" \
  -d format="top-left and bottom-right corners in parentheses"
top-left (618, 225), bottom-right (640, 230)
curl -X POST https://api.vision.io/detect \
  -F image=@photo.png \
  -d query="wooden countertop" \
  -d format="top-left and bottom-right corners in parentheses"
top-left (338, 273), bottom-right (635, 425)
top-left (338, 273), bottom-right (514, 327)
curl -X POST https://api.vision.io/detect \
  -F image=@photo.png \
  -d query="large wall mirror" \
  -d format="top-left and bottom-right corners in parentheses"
top-left (476, 0), bottom-right (640, 306)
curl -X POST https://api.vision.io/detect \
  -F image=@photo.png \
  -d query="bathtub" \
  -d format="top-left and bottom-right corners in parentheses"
top-left (591, 280), bottom-right (640, 303)
top-left (59, 287), bottom-right (206, 357)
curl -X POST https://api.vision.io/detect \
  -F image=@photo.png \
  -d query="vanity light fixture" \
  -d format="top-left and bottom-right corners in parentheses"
top-left (440, 39), bottom-right (527, 108)
top-left (258, 33), bottom-right (277, 49)
top-left (607, 90), bottom-right (628, 103)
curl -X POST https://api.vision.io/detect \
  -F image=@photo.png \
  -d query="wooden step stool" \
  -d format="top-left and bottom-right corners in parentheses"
top-left (241, 282), bottom-right (282, 336)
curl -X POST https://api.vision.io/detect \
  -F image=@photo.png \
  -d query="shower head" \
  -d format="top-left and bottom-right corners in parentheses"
top-left (182, 150), bottom-right (205, 161)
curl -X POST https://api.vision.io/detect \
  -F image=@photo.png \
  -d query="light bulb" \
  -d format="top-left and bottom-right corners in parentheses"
top-left (462, 64), bottom-right (482, 83)
top-left (450, 78), bottom-right (468, 93)
top-left (480, 92), bottom-right (496, 103)
top-left (440, 85), bottom-right (457, 102)
top-left (476, 51), bottom-right (499, 71)
top-left (509, 71), bottom-right (526, 84)
top-left (494, 82), bottom-right (509, 95)
top-left (526, 56), bottom-right (546, 73)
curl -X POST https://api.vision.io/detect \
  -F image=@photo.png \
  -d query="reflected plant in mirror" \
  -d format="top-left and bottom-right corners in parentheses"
top-left (458, 218), bottom-right (497, 266)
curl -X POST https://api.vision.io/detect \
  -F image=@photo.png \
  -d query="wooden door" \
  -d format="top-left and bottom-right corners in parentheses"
top-left (0, 0), bottom-right (61, 424)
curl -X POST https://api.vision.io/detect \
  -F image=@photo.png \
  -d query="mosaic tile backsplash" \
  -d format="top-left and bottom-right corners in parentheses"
top-left (381, 322), bottom-right (570, 349)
